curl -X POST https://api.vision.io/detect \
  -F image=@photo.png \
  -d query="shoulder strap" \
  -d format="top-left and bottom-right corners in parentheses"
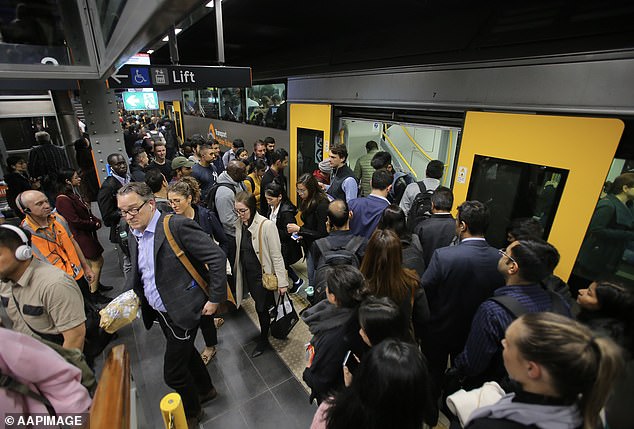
top-left (163, 215), bottom-right (209, 294)
top-left (547, 290), bottom-right (569, 315)
top-left (246, 176), bottom-right (255, 193)
top-left (417, 181), bottom-right (427, 193)
top-left (0, 369), bottom-right (56, 416)
top-left (344, 235), bottom-right (365, 253)
top-left (489, 295), bottom-right (528, 319)
top-left (258, 220), bottom-right (266, 276)
top-left (314, 238), bottom-right (333, 256)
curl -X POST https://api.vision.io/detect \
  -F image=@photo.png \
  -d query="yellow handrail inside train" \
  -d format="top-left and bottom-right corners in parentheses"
top-left (401, 125), bottom-right (433, 161)
top-left (382, 131), bottom-right (418, 178)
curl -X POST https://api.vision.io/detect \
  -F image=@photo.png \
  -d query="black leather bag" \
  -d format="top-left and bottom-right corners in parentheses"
top-left (270, 294), bottom-right (299, 340)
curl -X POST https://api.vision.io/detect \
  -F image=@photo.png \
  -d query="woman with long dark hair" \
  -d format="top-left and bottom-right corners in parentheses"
top-left (466, 312), bottom-right (623, 429)
top-left (359, 229), bottom-right (429, 342)
top-left (55, 168), bottom-right (110, 303)
top-left (168, 177), bottom-right (228, 364)
top-left (378, 204), bottom-right (426, 276)
top-left (576, 280), bottom-right (634, 429)
top-left (310, 339), bottom-right (436, 429)
top-left (264, 182), bottom-right (304, 291)
top-left (302, 265), bottom-right (367, 403)
top-left (234, 191), bottom-right (288, 357)
top-left (287, 173), bottom-right (329, 296)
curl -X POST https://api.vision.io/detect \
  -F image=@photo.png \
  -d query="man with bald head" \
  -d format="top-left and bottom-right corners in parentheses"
top-left (17, 190), bottom-right (99, 305)
top-left (311, 199), bottom-right (367, 299)
top-left (211, 160), bottom-right (248, 268)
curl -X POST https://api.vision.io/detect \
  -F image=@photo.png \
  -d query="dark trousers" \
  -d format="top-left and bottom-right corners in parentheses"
top-left (257, 310), bottom-right (270, 343)
top-left (156, 311), bottom-right (214, 418)
top-left (287, 266), bottom-right (300, 283)
top-left (199, 315), bottom-right (218, 347)
top-left (421, 341), bottom-right (454, 402)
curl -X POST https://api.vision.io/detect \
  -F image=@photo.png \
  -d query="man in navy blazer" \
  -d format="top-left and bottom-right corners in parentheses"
top-left (348, 169), bottom-right (392, 239)
top-left (420, 200), bottom-right (504, 400)
top-left (119, 182), bottom-right (227, 425)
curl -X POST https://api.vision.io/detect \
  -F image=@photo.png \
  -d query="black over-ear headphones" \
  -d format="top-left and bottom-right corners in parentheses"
top-left (15, 192), bottom-right (30, 214)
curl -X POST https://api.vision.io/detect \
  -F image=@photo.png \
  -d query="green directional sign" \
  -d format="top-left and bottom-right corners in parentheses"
top-left (122, 91), bottom-right (159, 111)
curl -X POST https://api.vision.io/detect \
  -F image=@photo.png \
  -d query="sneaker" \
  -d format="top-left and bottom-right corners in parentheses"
top-left (289, 278), bottom-right (304, 293)
top-left (304, 286), bottom-right (314, 297)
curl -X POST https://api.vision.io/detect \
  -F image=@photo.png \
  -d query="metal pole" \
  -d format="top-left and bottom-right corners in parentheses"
top-left (168, 25), bottom-right (180, 65)
top-left (215, 0), bottom-right (225, 65)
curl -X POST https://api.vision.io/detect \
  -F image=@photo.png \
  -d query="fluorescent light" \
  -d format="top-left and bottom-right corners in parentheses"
top-left (146, 49), bottom-right (154, 54)
top-left (205, 0), bottom-right (214, 6)
top-left (162, 28), bottom-right (182, 42)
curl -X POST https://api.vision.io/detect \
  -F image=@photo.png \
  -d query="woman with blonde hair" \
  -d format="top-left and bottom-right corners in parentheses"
top-left (466, 312), bottom-right (624, 429)
top-left (359, 229), bottom-right (429, 341)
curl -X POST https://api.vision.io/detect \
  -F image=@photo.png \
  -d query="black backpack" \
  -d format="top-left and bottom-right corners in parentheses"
top-left (205, 183), bottom-right (235, 214)
top-left (406, 182), bottom-right (434, 232)
top-left (312, 236), bottom-right (365, 303)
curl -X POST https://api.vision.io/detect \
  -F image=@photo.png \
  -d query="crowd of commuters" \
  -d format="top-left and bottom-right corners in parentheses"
top-left (1, 123), bottom-right (633, 429)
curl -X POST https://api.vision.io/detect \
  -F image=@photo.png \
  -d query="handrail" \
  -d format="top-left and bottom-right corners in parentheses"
top-left (90, 345), bottom-right (131, 429)
top-left (443, 129), bottom-right (453, 186)
top-left (400, 125), bottom-right (433, 161)
top-left (382, 131), bottom-right (418, 178)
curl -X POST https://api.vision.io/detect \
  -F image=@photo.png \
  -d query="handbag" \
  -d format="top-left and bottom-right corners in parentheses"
top-left (270, 294), bottom-right (299, 339)
top-left (258, 221), bottom-right (278, 291)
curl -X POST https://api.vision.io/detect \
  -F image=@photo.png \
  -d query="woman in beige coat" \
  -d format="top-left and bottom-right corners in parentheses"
top-left (234, 191), bottom-right (289, 357)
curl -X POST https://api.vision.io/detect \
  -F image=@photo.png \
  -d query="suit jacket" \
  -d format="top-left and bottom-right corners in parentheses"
top-left (126, 212), bottom-right (227, 330)
top-left (415, 213), bottom-right (457, 266)
top-left (97, 176), bottom-right (123, 243)
top-left (421, 239), bottom-right (504, 352)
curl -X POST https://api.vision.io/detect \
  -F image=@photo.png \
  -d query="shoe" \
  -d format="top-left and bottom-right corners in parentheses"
top-left (251, 339), bottom-right (270, 358)
top-left (98, 283), bottom-right (114, 292)
top-left (289, 278), bottom-right (304, 293)
top-left (198, 387), bottom-right (218, 405)
top-left (91, 292), bottom-right (113, 305)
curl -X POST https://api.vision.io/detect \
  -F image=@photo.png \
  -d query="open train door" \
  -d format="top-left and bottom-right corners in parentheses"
top-left (452, 111), bottom-right (624, 281)
top-left (289, 103), bottom-right (332, 205)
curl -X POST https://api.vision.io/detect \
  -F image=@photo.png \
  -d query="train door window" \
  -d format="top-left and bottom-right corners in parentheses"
top-left (569, 157), bottom-right (634, 291)
top-left (246, 83), bottom-right (287, 129)
top-left (219, 88), bottom-right (243, 122)
top-left (297, 128), bottom-right (324, 177)
top-left (182, 90), bottom-right (198, 116)
top-left (466, 155), bottom-right (569, 249)
top-left (340, 119), bottom-right (460, 189)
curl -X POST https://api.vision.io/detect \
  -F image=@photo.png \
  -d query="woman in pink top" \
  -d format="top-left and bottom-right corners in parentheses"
top-left (0, 328), bottom-right (92, 416)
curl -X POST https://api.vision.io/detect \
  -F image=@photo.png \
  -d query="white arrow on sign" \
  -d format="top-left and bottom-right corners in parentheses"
top-left (127, 95), bottom-right (141, 106)
top-left (110, 72), bottom-right (129, 84)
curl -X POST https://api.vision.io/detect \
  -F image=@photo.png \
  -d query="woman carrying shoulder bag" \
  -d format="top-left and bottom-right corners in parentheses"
top-left (234, 191), bottom-right (289, 357)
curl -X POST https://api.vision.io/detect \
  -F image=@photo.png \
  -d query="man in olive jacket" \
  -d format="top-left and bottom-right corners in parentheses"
top-left (118, 182), bottom-right (227, 425)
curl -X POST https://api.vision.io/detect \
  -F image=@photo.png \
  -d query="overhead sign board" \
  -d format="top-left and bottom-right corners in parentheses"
top-left (123, 91), bottom-right (159, 110)
top-left (108, 64), bottom-right (252, 89)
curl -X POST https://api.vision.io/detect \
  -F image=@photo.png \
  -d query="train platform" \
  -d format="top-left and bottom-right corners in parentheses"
top-left (93, 217), bottom-right (317, 428)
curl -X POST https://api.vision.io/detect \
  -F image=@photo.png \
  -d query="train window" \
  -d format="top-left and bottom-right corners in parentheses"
top-left (297, 128), bottom-right (324, 177)
top-left (569, 157), bottom-right (634, 292)
top-left (246, 83), bottom-right (287, 129)
top-left (219, 88), bottom-right (244, 123)
top-left (341, 119), bottom-right (459, 193)
top-left (466, 155), bottom-right (568, 250)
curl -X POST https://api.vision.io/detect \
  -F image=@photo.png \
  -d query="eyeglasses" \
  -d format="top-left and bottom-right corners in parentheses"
top-left (498, 248), bottom-right (517, 265)
top-left (120, 200), bottom-right (148, 217)
top-left (236, 208), bottom-right (249, 214)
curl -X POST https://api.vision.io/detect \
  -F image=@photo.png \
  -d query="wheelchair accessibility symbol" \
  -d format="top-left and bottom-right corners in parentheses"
top-left (131, 67), bottom-right (150, 86)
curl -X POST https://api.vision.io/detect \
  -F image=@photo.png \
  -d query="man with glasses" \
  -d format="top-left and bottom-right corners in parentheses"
top-left (420, 200), bottom-right (504, 402)
top-left (451, 239), bottom-right (570, 389)
top-left (117, 182), bottom-right (227, 427)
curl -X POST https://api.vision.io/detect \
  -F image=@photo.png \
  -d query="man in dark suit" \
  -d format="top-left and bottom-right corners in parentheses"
top-left (117, 182), bottom-right (227, 426)
top-left (420, 200), bottom-right (504, 400)
top-left (98, 153), bottom-right (131, 274)
top-left (259, 148), bottom-right (288, 215)
top-left (415, 186), bottom-right (458, 266)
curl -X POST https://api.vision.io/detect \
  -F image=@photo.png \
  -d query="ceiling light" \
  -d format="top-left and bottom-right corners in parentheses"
top-left (205, 0), bottom-right (214, 6)
top-left (146, 49), bottom-right (154, 54)
top-left (162, 28), bottom-right (182, 42)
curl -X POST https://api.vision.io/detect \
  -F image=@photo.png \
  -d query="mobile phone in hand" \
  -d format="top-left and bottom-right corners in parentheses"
top-left (343, 350), bottom-right (359, 374)
top-left (291, 232), bottom-right (300, 241)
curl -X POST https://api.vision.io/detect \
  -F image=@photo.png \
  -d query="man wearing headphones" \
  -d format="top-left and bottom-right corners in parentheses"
top-left (16, 190), bottom-right (96, 304)
top-left (0, 224), bottom-right (86, 350)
